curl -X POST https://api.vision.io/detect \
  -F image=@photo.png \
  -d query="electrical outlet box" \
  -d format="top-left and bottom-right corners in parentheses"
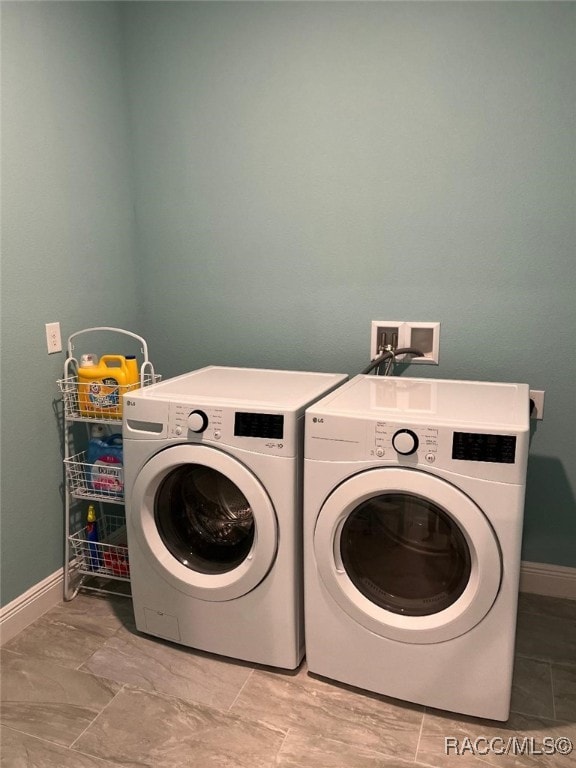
top-left (45, 322), bottom-right (62, 354)
top-left (529, 390), bottom-right (545, 420)
top-left (370, 321), bottom-right (440, 364)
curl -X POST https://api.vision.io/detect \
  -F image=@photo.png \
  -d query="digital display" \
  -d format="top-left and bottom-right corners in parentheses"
top-left (452, 432), bottom-right (516, 464)
top-left (234, 412), bottom-right (284, 440)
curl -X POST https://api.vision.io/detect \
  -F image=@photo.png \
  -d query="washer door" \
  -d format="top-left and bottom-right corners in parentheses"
top-left (130, 445), bottom-right (278, 601)
top-left (314, 468), bottom-right (501, 643)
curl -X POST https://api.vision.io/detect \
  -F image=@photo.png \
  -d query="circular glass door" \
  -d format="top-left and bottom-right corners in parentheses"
top-left (130, 444), bottom-right (278, 601)
top-left (314, 468), bottom-right (501, 643)
top-left (340, 493), bottom-right (471, 617)
top-left (155, 465), bottom-right (255, 575)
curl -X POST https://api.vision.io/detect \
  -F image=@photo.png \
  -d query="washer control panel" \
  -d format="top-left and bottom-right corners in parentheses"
top-left (167, 402), bottom-right (295, 456)
top-left (169, 403), bottom-right (223, 440)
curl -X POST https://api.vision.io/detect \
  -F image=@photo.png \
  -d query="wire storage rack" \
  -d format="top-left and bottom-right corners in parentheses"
top-left (58, 369), bottom-right (158, 422)
top-left (58, 327), bottom-right (160, 600)
top-left (69, 510), bottom-right (129, 578)
top-left (64, 451), bottom-right (125, 504)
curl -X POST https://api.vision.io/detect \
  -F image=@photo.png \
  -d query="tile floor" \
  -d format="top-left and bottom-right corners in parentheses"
top-left (1, 590), bottom-right (575, 767)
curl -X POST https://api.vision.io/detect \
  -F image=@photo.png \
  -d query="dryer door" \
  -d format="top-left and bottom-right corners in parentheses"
top-left (313, 467), bottom-right (501, 643)
top-left (130, 445), bottom-right (277, 601)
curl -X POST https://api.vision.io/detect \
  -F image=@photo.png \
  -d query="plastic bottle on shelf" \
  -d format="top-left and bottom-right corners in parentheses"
top-left (86, 505), bottom-right (101, 571)
top-left (87, 434), bottom-right (124, 495)
top-left (77, 355), bottom-right (140, 418)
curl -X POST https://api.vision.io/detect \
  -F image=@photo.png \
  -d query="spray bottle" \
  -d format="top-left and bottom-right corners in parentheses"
top-left (86, 505), bottom-right (101, 571)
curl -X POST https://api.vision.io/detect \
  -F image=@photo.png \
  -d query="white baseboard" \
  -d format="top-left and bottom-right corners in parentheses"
top-left (520, 561), bottom-right (576, 600)
top-left (0, 560), bottom-right (574, 646)
top-left (0, 568), bottom-right (64, 646)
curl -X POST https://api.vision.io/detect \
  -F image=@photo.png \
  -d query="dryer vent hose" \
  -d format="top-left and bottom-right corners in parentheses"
top-left (361, 348), bottom-right (424, 376)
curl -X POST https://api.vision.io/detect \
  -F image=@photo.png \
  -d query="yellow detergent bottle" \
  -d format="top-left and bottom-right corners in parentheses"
top-left (77, 354), bottom-right (140, 418)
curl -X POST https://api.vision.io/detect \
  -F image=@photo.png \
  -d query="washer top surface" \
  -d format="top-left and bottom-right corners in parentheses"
top-left (309, 375), bottom-right (530, 430)
top-left (134, 366), bottom-right (347, 411)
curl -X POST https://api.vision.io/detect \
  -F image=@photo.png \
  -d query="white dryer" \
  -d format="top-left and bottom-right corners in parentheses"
top-left (304, 375), bottom-right (530, 720)
top-left (123, 366), bottom-right (347, 669)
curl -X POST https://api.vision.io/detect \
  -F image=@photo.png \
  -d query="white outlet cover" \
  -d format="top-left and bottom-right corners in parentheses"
top-left (45, 322), bottom-right (62, 354)
top-left (529, 389), bottom-right (545, 420)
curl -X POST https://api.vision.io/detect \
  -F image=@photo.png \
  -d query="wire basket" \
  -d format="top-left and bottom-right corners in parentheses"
top-left (57, 372), bottom-right (160, 422)
top-left (64, 451), bottom-right (124, 504)
top-left (69, 512), bottom-right (130, 580)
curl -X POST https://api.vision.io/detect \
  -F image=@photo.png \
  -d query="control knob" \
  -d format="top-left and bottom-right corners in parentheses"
top-left (187, 410), bottom-right (209, 433)
top-left (392, 429), bottom-right (419, 456)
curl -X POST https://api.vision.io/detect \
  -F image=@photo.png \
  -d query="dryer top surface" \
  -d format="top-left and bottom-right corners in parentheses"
top-left (308, 375), bottom-right (530, 430)
top-left (133, 366), bottom-right (347, 411)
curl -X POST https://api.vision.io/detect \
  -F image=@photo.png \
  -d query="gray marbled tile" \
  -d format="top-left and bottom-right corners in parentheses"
top-left (511, 656), bottom-right (554, 719)
top-left (418, 709), bottom-right (576, 768)
top-left (518, 594), bottom-right (576, 622)
top-left (81, 628), bottom-right (254, 709)
top-left (417, 710), bottom-right (498, 768)
top-left (277, 729), bottom-right (422, 767)
top-left (552, 663), bottom-right (576, 721)
top-left (515, 610), bottom-right (576, 667)
top-left (0, 725), bottom-right (133, 768)
top-left (230, 668), bottom-right (423, 760)
top-left (0, 651), bottom-right (121, 747)
top-left (72, 685), bottom-right (286, 767)
top-left (2, 594), bottom-right (133, 668)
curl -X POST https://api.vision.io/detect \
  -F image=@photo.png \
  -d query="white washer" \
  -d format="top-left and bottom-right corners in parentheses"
top-left (123, 366), bottom-right (347, 669)
top-left (304, 375), bottom-right (530, 720)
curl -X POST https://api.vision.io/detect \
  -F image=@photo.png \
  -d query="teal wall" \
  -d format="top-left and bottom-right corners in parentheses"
top-left (1, 2), bottom-right (141, 605)
top-left (1, 2), bottom-right (574, 607)
top-left (124, 2), bottom-right (576, 568)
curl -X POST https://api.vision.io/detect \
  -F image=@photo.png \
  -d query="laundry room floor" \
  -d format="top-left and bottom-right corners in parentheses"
top-left (1, 591), bottom-right (575, 768)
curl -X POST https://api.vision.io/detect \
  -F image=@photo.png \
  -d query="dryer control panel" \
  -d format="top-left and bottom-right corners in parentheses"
top-left (305, 414), bottom-right (527, 483)
top-left (373, 421), bottom-right (439, 464)
top-left (371, 424), bottom-right (517, 465)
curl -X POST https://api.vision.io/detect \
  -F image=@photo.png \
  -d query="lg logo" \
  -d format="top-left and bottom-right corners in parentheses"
top-left (312, 417), bottom-right (324, 423)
